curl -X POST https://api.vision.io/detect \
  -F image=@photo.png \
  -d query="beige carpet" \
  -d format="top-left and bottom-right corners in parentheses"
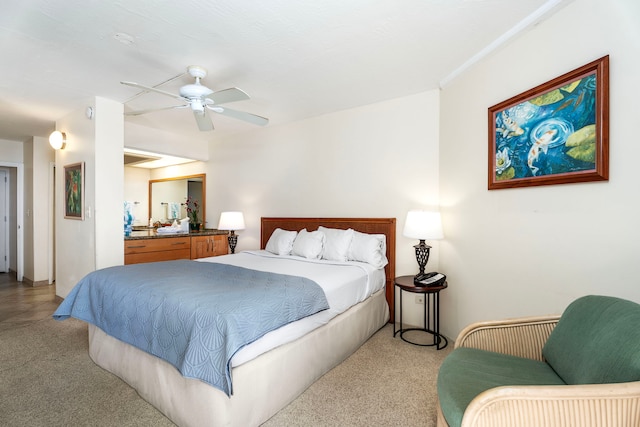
top-left (0, 312), bottom-right (451, 426)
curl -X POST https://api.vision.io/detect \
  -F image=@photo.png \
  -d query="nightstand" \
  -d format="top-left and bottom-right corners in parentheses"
top-left (393, 275), bottom-right (448, 349)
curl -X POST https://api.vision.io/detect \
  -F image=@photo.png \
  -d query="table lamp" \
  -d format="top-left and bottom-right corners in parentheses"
top-left (403, 210), bottom-right (444, 279)
top-left (217, 211), bottom-right (245, 254)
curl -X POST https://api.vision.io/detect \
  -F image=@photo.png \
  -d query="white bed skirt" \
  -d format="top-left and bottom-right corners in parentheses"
top-left (88, 288), bottom-right (389, 427)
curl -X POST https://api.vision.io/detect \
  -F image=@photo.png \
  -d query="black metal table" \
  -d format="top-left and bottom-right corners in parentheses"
top-left (393, 275), bottom-right (448, 350)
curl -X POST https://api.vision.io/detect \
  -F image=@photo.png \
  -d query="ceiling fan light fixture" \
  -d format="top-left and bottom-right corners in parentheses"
top-left (190, 99), bottom-right (205, 113)
top-left (49, 131), bottom-right (66, 150)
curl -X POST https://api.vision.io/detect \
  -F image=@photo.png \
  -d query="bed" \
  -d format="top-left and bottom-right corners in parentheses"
top-left (62, 217), bottom-right (396, 427)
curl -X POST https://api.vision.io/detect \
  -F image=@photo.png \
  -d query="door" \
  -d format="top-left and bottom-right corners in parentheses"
top-left (0, 169), bottom-right (7, 272)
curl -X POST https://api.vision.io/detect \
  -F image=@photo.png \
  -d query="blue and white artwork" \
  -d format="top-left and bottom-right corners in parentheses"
top-left (493, 72), bottom-right (598, 182)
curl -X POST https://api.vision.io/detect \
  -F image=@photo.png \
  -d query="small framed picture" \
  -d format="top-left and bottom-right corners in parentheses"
top-left (64, 162), bottom-right (85, 220)
top-left (488, 56), bottom-right (609, 190)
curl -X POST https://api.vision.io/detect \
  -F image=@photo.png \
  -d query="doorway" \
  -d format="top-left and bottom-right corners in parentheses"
top-left (0, 163), bottom-right (23, 281)
top-left (48, 162), bottom-right (56, 284)
top-left (0, 169), bottom-right (7, 273)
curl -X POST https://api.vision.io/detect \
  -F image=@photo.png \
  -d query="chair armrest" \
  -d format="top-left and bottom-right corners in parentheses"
top-left (461, 381), bottom-right (640, 427)
top-left (455, 315), bottom-right (560, 361)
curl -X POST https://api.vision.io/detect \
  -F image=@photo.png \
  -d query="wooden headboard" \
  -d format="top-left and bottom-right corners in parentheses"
top-left (261, 217), bottom-right (396, 323)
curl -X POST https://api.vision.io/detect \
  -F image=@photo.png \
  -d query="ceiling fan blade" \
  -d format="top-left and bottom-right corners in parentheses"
top-left (193, 109), bottom-right (214, 131)
top-left (121, 81), bottom-right (186, 102)
top-left (124, 105), bottom-right (188, 116)
top-left (123, 71), bottom-right (186, 104)
top-left (208, 106), bottom-right (269, 126)
top-left (206, 87), bottom-right (250, 105)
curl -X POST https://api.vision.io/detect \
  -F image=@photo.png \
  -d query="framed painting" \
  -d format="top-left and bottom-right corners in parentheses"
top-left (488, 55), bottom-right (609, 190)
top-left (64, 162), bottom-right (85, 220)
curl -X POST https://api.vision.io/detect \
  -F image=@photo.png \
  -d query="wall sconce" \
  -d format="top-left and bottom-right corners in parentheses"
top-left (217, 211), bottom-right (245, 254)
top-left (49, 131), bottom-right (66, 150)
top-left (403, 210), bottom-right (444, 279)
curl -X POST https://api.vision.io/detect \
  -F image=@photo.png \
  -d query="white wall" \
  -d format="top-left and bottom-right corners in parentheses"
top-left (0, 139), bottom-right (24, 162)
top-left (22, 137), bottom-right (54, 284)
top-left (23, 141), bottom-right (33, 280)
top-left (32, 137), bottom-right (53, 283)
top-left (439, 0), bottom-right (640, 339)
top-left (55, 105), bottom-right (96, 297)
top-left (207, 91), bottom-right (441, 325)
top-left (94, 97), bottom-right (124, 270)
top-left (55, 97), bottom-right (124, 297)
top-left (125, 122), bottom-right (209, 161)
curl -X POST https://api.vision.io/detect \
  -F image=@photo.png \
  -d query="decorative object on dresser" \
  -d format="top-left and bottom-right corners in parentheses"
top-left (184, 196), bottom-right (201, 231)
top-left (403, 210), bottom-right (443, 281)
top-left (218, 211), bottom-right (245, 254)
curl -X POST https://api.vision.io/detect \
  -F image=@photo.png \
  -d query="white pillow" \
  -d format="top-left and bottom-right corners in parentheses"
top-left (318, 226), bottom-right (354, 262)
top-left (265, 228), bottom-right (298, 255)
top-left (348, 231), bottom-right (388, 269)
top-left (292, 228), bottom-right (325, 259)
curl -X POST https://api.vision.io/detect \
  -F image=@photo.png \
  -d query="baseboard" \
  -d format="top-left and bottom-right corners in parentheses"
top-left (20, 276), bottom-right (51, 287)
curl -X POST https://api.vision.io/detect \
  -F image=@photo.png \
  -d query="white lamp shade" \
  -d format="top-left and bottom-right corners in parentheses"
top-left (218, 211), bottom-right (245, 231)
top-left (49, 131), bottom-right (66, 150)
top-left (403, 210), bottom-right (443, 240)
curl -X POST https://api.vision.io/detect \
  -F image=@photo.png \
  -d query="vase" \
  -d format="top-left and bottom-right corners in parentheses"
top-left (189, 222), bottom-right (201, 232)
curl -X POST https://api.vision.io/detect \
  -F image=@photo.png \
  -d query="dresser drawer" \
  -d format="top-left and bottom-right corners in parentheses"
top-left (124, 249), bottom-right (191, 265)
top-left (124, 237), bottom-right (191, 254)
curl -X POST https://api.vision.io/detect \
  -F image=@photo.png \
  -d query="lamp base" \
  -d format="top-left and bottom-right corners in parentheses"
top-left (413, 240), bottom-right (432, 274)
top-left (228, 232), bottom-right (238, 254)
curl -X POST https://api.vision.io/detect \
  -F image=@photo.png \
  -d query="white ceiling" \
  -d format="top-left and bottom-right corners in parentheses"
top-left (0, 0), bottom-right (569, 144)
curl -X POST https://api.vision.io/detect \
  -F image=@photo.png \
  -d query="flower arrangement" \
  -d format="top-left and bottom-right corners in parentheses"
top-left (185, 196), bottom-right (200, 226)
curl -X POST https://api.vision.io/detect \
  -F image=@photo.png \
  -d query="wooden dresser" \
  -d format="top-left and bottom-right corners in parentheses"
top-left (124, 231), bottom-right (228, 265)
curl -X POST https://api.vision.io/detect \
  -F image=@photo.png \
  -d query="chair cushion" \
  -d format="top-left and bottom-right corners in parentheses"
top-left (437, 347), bottom-right (565, 427)
top-left (542, 295), bottom-right (640, 385)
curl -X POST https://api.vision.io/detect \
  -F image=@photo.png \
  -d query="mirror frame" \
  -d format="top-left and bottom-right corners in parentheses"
top-left (148, 173), bottom-right (206, 226)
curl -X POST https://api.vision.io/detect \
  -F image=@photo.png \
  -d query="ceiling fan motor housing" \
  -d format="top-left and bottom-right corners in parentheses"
top-left (179, 84), bottom-right (213, 100)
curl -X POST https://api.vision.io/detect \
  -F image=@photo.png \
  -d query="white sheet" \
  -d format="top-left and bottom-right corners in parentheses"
top-left (197, 250), bottom-right (385, 367)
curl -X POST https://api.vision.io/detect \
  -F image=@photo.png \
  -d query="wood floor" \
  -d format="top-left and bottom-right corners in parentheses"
top-left (0, 272), bottom-right (61, 331)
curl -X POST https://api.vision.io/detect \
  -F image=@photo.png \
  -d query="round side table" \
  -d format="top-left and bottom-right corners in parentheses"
top-left (393, 275), bottom-right (448, 350)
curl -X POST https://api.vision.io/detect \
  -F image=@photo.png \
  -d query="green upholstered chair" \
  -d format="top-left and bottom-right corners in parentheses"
top-left (436, 295), bottom-right (640, 427)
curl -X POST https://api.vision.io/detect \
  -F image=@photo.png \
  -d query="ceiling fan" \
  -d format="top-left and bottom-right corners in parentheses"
top-left (121, 65), bottom-right (269, 132)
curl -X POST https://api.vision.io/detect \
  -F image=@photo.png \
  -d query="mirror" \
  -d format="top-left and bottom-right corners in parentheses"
top-left (149, 174), bottom-right (206, 226)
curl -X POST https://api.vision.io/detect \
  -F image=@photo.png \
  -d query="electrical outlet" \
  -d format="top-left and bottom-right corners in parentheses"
top-left (415, 295), bottom-right (424, 304)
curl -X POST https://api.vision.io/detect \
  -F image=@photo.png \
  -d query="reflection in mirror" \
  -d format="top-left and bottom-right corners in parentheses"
top-left (149, 174), bottom-right (205, 225)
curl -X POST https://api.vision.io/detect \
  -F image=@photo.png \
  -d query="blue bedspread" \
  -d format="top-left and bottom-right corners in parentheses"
top-left (53, 260), bottom-right (329, 396)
